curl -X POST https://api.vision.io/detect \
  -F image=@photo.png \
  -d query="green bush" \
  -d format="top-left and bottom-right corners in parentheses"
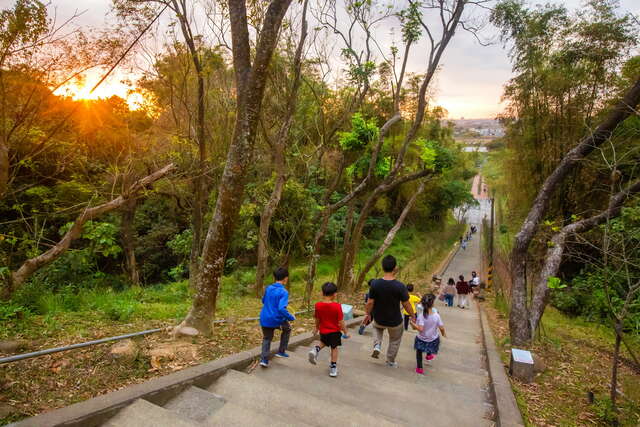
top-left (0, 303), bottom-right (31, 322)
top-left (103, 300), bottom-right (136, 322)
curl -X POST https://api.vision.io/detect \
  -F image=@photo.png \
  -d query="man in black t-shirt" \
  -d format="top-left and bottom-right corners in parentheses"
top-left (363, 255), bottom-right (415, 367)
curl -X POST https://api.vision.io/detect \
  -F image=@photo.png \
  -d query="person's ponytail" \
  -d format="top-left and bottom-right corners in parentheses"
top-left (421, 293), bottom-right (435, 317)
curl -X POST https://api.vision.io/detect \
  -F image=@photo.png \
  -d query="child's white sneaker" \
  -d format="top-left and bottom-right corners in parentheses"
top-left (329, 365), bottom-right (338, 377)
top-left (308, 347), bottom-right (318, 365)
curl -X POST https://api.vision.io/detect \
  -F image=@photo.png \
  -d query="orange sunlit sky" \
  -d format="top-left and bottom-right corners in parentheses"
top-left (53, 70), bottom-right (146, 110)
top-left (50, 0), bottom-right (640, 119)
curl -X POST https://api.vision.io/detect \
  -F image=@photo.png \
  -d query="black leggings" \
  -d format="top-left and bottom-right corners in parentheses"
top-left (416, 349), bottom-right (434, 369)
top-left (404, 315), bottom-right (411, 331)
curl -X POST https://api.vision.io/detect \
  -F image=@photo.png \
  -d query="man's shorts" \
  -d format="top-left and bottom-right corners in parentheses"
top-left (320, 331), bottom-right (342, 348)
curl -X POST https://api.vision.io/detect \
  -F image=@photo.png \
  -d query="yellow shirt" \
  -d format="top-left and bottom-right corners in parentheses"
top-left (403, 294), bottom-right (421, 315)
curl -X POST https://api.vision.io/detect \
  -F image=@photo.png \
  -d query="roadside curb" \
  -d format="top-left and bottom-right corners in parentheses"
top-left (8, 318), bottom-right (363, 427)
top-left (478, 303), bottom-right (524, 426)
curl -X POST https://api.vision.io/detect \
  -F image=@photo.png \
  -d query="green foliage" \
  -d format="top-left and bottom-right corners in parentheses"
top-left (167, 229), bottom-right (192, 258)
top-left (346, 154), bottom-right (392, 180)
top-left (338, 113), bottom-right (379, 151)
top-left (399, 2), bottom-right (422, 43)
top-left (0, 303), bottom-right (31, 322)
top-left (593, 397), bottom-right (617, 425)
top-left (0, 0), bottom-right (48, 50)
top-left (438, 180), bottom-right (476, 210)
top-left (60, 221), bottom-right (122, 258)
top-left (491, 0), bottom-right (639, 223)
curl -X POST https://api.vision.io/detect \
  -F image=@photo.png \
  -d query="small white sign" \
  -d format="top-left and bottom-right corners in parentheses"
top-left (512, 348), bottom-right (533, 364)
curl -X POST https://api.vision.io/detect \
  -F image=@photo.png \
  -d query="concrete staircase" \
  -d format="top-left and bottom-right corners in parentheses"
top-left (103, 203), bottom-right (494, 426)
top-left (102, 303), bottom-right (494, 427)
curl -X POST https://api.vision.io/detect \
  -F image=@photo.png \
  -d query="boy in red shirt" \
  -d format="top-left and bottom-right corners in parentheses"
top-left (308, 282), bottom-right (349, 377)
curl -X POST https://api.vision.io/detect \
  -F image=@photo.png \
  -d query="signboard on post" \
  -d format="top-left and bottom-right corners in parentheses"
top-left (509, 348), bottom-right (534, 383)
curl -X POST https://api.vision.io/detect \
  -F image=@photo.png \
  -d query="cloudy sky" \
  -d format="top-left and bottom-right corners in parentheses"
top-left (49, 0), bottom-right (639, 119)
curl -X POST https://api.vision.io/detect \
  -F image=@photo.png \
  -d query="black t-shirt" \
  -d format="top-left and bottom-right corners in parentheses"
top-left (369, 278), bottom-right (410, 327)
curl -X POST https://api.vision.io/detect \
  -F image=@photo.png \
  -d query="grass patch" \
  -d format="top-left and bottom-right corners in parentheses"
top-left (484, 292), bottom-right (640, 426)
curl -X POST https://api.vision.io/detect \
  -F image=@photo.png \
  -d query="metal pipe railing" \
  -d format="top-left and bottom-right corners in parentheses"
top-left (0, 308), bottom-right (314, 365)
top-left (0, 328), bottom-right (165, 365)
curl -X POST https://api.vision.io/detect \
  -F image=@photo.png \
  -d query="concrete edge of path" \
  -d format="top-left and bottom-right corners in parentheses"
top-left (478, 304), bottom-right (525, 427)
top-left (8, 318), bottom-right (363, 427)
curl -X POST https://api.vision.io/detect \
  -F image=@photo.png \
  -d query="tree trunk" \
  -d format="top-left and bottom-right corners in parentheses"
top-left (304, 211), bottom-right (332, 306)
top-left (509, 77), bottom-right (640, 347)
top-left (9, 164), bottom-right (174, 291)
top-left (304, 0), bottom-right (466, 303)
top-left (354, 181), bottom-right (425, 290)
top-left (0, 137), bottom-right (7, 199)
top-left (178, 0), bottom-right (292, 335)
top-left (255, 146), bottom-right (287, 297)
top-left (611, 320), bottom-right (622, 415)
top-left (340, 171), bottom-right (433, 293)
top-left (170, 0), bottom-right (209, 288)
top-left (121, 197), bottom-right (140, 286)
top-left (254, 0), bottom-right (309, 297)
top-left (337, 199), bottom-right (358, 289)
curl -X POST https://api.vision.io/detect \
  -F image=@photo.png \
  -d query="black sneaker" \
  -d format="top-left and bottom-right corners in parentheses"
top-left (358, 324), bottom-right (366, 335)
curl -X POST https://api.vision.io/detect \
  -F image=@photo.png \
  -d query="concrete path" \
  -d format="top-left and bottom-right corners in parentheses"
top-left (100, 183), bottom-right (495, 426)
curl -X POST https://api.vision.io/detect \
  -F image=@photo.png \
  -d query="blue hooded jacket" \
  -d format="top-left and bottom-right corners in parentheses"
top-left (260, 282), bottom-right (295, 327)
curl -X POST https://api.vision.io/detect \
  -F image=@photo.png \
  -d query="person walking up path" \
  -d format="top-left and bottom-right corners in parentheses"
top-left (259, 267), bottom-right (295, 367)
top-left (364, 255), bottom-right (415, 367)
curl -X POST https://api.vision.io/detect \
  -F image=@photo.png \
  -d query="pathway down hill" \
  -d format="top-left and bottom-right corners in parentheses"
top-left (101, 213), bottom-right (494, 426)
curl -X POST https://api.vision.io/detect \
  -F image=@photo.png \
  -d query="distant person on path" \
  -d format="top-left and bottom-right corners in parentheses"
top-left (259, 267), bottom-right (295, 367)
top-left (411, 294), bottom-right (446, 375)
top-left (308, 282), bottom-right (349, 377)
top-left (403, 284), bottom-right (421, 331)
top-left (364, 255), bottom-right (415, 367)
top-left (443, 278), bottom-right (457, 307)
top-left (456, 275), bottom-right (471, 309)
top-left (469, 271), bottom-right (480, 295)
top-left (461, 239), bottom-right (467, 250)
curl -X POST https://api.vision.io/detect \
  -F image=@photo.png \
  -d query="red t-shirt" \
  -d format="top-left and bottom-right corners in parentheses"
top-left (314, 301), bottom-right (343, 334)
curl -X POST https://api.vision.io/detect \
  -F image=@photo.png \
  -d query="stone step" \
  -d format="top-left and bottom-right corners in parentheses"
top-left (207, 369), bottom-right (397, 427)
top-left (261, 348), bottom-right (492, 426)
top-left (164, 386), bottom-right (225, 423)
top-left (102, 399), bottom-right (195, 427)
top-left (203, 401), bottom-right (296, 427)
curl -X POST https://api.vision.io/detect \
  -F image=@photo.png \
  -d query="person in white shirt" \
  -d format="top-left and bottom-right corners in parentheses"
top-left (469, 271), bottom-right (480, 295)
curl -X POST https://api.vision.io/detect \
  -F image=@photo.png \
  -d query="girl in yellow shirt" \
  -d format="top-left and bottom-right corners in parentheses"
top-left (403, 284), bottom-right (421, 330)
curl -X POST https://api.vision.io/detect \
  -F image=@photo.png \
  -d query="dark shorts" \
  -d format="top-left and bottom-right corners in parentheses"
top-left (320, 332), bottom-right (342, 348)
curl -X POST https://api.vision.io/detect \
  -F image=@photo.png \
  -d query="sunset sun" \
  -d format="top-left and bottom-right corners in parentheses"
top-left (54, 71), bottom-right (145, 110)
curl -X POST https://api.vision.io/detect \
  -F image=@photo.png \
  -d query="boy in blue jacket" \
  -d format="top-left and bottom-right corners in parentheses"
top-left (259, 267), bottom-right (295, 367)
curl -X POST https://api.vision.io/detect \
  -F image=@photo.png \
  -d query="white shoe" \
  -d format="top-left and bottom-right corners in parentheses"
top-left (372, 344), bottom-right (381, 359)
top-left (329, 365), bottom-right (338, 377)
top-left (386, 361), bottom-right (398, 368)
top-left (308, 348), bottom-right (318, 365)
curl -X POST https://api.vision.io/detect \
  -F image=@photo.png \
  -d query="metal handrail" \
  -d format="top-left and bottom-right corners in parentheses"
top-left (0, 309), bottom-right (314, 365)
top-left (0, 328), bottom-right (165, 365)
